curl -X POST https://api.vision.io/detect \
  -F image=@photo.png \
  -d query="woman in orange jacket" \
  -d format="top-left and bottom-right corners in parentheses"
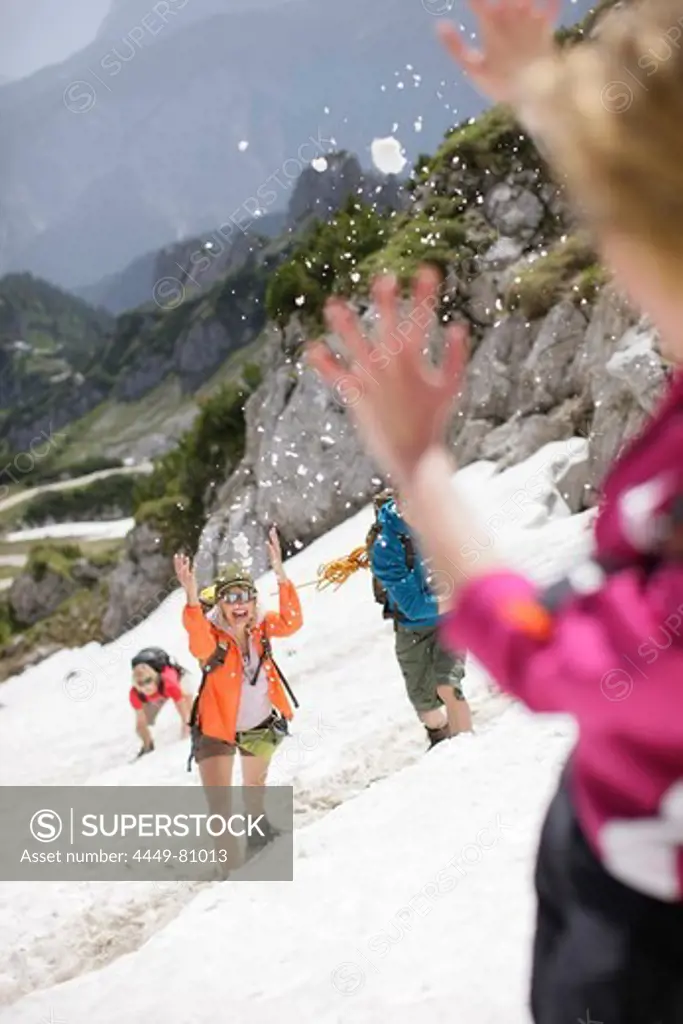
top-left (173, 527), bottom-right (302, 849)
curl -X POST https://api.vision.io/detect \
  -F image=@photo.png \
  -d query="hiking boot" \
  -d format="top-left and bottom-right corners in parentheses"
top-left (246, 817), bottom-right (281, 852)
top-left (425, 724), bottom-right (449, 749)
top-left (136, 741), bottom-right (155, 758)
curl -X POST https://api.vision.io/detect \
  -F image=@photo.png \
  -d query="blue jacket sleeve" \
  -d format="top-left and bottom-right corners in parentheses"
top-left (371, 532), bottom-right (438, 622)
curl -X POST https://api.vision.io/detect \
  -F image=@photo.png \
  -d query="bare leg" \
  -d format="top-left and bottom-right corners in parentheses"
top-left (198, 755), bottom-right (240, 871)
top-left (135, 710), bottom-right (154, 750)
top-left (437, 685), bottom-right (473, 735)
top-left (198, 752), bottom-right (234, 790)
top-left (241, 753), bottom-right (284, 848)
top-left (241, 754), bottom-right (270, 820)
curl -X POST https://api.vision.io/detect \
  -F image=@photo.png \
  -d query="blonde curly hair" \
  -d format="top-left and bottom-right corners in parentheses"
top-left (521, 0), bottom-right (683, 288)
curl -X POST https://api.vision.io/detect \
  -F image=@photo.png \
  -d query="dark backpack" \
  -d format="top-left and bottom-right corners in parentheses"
top-left (366, 491), bottom-right (415, 620)
top-left (132, 647), bottom-right (184, 703)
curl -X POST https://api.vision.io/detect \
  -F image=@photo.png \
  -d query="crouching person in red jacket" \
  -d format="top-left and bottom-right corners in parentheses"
top-left (130, 648), bottom-right (192, 758)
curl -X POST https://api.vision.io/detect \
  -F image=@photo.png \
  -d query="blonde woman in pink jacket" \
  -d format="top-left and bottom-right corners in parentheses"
top-left (309, 1), bottom-right (683, 1020)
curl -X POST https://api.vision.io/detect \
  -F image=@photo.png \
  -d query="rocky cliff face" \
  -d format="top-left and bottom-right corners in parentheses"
top-left (194, 323), bottom-right (381, 583)
top-left (110, 262), bottom-right (270, 403)
top-left (97, 3), bottom-right (664, 633)
top-left (101, 522), bottom-right (175, 638)
top-left (0, 273), bottom-right (113, 452)
top-left (102, 154), bottom-right (666, 632)
top-left (100, 319), bottom-right (384, 630)
top-left (9, 552), bottom-right (112, 628)
top-left (192, 283), bottom-right (663, 590)
top-left (448, 249), bottom-right (662, 504)
top-left (287, 153), bottom-right (407, 231)
top-left (191, 132), bottom-right (665, 582)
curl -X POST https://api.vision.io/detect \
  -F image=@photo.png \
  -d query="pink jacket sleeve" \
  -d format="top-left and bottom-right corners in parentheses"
top-left (160, 665), bottom-right (183, 702)
top-left (440, 566), bottom-right (683, 716)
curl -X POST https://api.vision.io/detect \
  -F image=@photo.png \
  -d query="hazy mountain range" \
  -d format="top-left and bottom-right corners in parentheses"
top-left (1, 0), bottom-right (111, 80)
top-left (2, 0), bottom-right (594, 293)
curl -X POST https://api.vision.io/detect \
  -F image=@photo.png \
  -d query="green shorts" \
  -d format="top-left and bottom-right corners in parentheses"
top-left (192, 713), bottom-right (288, 762)
top-left (394, 623), bottom-right (465, 712)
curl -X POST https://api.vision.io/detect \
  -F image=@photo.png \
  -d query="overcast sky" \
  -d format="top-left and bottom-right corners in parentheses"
top-left (0, 0), bottom-right (111, 81)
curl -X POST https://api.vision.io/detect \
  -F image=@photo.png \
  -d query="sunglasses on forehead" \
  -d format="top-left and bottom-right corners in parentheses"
top-left (217, 587), bottom-right (255, 604)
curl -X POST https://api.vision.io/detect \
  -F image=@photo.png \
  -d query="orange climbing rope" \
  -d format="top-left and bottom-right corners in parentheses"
top-left (315, 545), bottom-right (370, 590)
top-left (269, 545), bottom-right (370, 595)
top-left (267, 545), bottom-right (371, 595)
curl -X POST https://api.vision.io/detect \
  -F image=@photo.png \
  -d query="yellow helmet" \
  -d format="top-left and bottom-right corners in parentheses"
top-left (199, 584), bottom-right (216, 610)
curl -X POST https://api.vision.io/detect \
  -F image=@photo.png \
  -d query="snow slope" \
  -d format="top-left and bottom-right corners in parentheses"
top-left (0, 465), bottom-right (151, 518)
top-left (5, 518), bottom-right (135, 542)
top-left (0, 439), bottom-right (592, 1021)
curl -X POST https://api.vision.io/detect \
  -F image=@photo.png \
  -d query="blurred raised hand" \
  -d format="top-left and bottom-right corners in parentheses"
top-left (307, 267), bottom-right (468, 489)
top-left (438, 0), bottom-right (559, 105)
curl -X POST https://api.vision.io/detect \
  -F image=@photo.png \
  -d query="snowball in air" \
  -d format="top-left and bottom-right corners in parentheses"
top-left (238, 140), bottom-right (249, 151)
top-left (370, 136), bottom-right (407, 175)
top-left (311, 157), bottom-right (328, 172)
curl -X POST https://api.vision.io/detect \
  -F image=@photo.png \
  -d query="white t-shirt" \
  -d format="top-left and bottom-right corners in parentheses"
top-left (236, 638), bottom-right (271, 731)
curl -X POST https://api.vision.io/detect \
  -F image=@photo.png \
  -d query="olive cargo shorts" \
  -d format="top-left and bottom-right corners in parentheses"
top-left (394, 623), bottom-right (465, 712)
top-left (191, 712), bottom-right (288, 762)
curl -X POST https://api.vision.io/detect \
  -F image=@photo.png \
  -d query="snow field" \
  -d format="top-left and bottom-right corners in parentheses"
top-left (0, 439), bottom-right (591, 1020)
top-left (5, 518), bottom-right (136, 543)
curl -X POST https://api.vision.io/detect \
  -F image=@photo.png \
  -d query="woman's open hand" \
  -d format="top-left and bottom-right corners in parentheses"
top-left (438, 0), bottom-right (559, 106)
top-left (307, 267), bottom-right (468, 489)
top-left (266, 526), bottom-right (286, 581)
top-left (173, 553), bottom-right (199, 604)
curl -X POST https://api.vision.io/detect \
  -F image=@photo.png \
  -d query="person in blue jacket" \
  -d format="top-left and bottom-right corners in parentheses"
top-left (368, 490), bottom-right (472, 747)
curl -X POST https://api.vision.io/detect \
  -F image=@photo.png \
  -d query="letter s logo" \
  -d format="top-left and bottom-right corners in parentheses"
top-left (30, 809), bottom-right (63, 843)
